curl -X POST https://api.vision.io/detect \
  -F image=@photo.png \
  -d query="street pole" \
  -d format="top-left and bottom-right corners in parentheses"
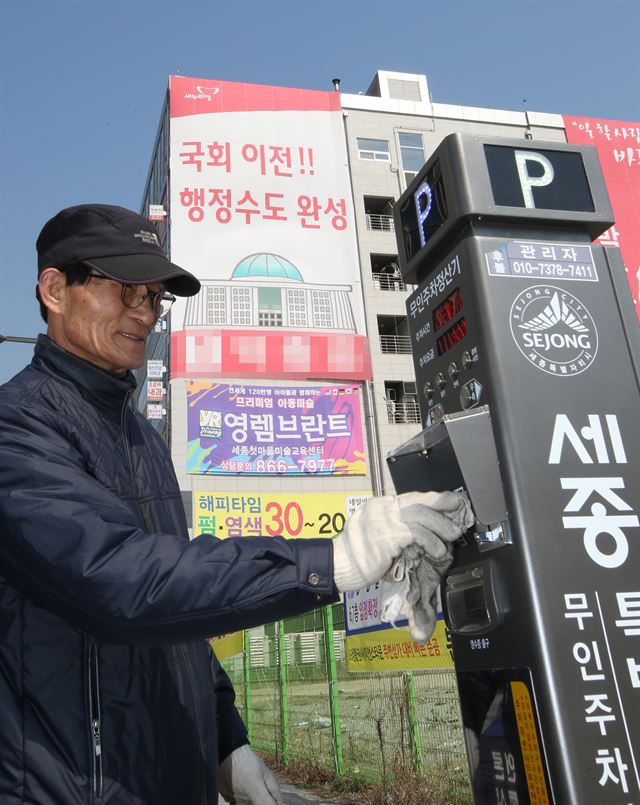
top-left (0, 335), bottom-right (37, 344)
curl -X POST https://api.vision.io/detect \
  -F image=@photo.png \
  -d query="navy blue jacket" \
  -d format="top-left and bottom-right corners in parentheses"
top-left (0, 336), bottom-right (337, 804)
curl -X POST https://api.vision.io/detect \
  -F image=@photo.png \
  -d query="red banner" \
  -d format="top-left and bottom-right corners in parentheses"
top-left (169, 76), bottom-right (341, 119)
top-left (564, 116), bottom-right (640, 318)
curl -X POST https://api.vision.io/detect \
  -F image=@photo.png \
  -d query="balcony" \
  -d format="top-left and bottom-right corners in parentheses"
top-left (378, 314), bottom-right (411, 354)
top-left (370, 254), bottom-right (405, 291)
top-left (379, 334), bottom-right (412, 354)
top-left (364, 196), bottom-right (395, 234)
top-left (372, 272), bottom-right (406, 291)
top-left (386, 399), bottom-right (421, 424)
top-left (366, 213), bottom-right (394, 232)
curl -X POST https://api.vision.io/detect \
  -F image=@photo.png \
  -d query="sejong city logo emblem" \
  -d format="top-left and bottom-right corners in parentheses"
top-left (509, 285), bottom-right (598, 376)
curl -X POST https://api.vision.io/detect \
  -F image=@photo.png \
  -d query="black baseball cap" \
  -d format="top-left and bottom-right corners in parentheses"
top-left (36, 204), bottom-right (200, 296)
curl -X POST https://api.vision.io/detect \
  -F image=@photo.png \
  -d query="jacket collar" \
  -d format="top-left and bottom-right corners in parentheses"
top-left (32, 334), bottom-right (137, 411)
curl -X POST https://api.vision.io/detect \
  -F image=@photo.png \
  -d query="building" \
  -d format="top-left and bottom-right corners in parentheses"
top-left (139, 69), bottom-right (638, 548)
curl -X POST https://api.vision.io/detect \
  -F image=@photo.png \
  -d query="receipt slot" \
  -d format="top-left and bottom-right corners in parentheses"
top-left (388, 134), bottom-right (640, 804)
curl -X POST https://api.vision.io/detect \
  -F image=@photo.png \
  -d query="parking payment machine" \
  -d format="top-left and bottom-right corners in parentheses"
top-left (387, 134), bottom-right (639, 804)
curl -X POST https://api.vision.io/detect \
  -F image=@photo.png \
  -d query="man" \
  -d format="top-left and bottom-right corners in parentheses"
top-left (0, 204), bottom-right (473, 804)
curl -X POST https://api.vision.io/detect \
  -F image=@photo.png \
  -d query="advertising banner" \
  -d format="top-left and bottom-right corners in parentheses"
top-left (186, 381), bottom-right (365, 475)
top-left (344, 583), bottom-right (453, 672)
top-left (168, 76), bottom-right (371, 381)
top-left (148, 204), bottom-right (166, 221)
top-left (346, 621), bottom-right (453, 672)
top-left (194, 490), bottom-right (371, 539)
top-left (146, 380), bottom-right (165, 401)
top-left (146, 403), bottom-right (165, 420)
top-left (209, 632), bottom-right (243, 660)
top-left (147, 359), bottom-right (165, 379)
top-left (564, 116), bottom-right (640, 318)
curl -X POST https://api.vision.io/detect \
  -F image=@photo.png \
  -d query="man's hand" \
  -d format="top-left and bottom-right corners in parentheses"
top-left (218, 744), bottom-right (283, 804)
top-left (332, 491), bottom-right (473, 592)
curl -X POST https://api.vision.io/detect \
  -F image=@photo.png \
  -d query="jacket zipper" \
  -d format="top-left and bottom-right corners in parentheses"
top-left (88, 642), bottom-right (103, 799)
top-left (121, 391), bottom-right (136, 493)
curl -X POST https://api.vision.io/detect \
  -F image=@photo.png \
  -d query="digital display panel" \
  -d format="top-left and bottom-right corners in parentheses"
top-left (484, 145), bottom-right (595, 212)
top-left (436, 318), bottom-right (467, 356)
top-left (398, 158), bottom-right (449, 265)
top-left (433, 287), bottom-right (463, 333)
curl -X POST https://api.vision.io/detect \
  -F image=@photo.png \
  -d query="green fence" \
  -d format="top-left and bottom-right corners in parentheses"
top-left (221, 603), bottom-right (471, 796)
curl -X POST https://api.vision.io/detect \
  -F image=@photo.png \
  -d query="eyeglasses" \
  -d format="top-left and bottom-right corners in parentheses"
top-left (87, 273), bottom-right (176, 318)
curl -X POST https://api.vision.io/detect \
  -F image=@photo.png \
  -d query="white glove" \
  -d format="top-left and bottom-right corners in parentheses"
top-left (332, 491), bottom-right (473, 592)
top-left (378, 493), bottom-right (475, 643)
top-left (218, 744), bottom-right (283, 804)
top-left (379, 546), bottom-right (449, 643)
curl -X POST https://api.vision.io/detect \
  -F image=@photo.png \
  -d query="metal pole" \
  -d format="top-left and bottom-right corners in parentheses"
top-left (363, 380), bottom-right (385, 496)
top-left (277, 620), bottom-right (289, 766)
top-left (243, 629), bottom-right (252, 743)
top-left (403, 671), bottom-right (423, 772)
top-left (322, 604), bottom-right (344, 776)
top-left (0, 335), bottom-right (37, 344)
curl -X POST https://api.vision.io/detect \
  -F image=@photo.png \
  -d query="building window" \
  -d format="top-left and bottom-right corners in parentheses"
top-left (364, 196), bottom-right (395, 232)
top-left (377, 315), bottom-right (411, 354)
top-left (286, 289), bottom-right (308, 327)
top-left (370, 253), bottom-right (404, 292)
top-left (259, 311), bottom-right (282, 327)
top-left (206, 286), bottom-right (227, 324)
top-left (398, 132), bottom-right (425, 186)
top-left (232, 287), bottom-right (252, 326)
top-left (384, 381), bottom-right (420, 424)
top-left (311, 290), bottom-right (333, 328)
top-left (258, 287), bottom-right (282, 328)
top-left (357, 138), bottom-right (390, 162)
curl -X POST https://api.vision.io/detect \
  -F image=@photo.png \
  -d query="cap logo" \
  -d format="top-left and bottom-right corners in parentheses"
top-left (36, 205), bottom-right (199, 296)
top-left (134, 230), bottom-right (160, 247)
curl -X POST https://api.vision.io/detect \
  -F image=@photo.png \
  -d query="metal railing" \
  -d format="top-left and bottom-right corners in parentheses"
top-left (221, 610), bottom-right (470, 797)
top-left (371, 272), bottom-right (406, 292)
top-left (386, 399), bottom-right (421, 424)
top-left (379, 334), bottom-right (412, 354)
top-left (365, 214), bottom-right (394, 232)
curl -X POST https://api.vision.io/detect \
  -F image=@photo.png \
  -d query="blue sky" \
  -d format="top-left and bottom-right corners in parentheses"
top-left (1, 0), bottom-right (638, 382)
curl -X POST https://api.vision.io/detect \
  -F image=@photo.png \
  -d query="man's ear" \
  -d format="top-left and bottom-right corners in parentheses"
top-left (38, 268), bottom-right (67, 316)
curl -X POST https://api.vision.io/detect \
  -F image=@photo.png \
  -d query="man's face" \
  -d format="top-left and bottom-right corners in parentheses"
top-left (51, 273), bottom-right (162, 374)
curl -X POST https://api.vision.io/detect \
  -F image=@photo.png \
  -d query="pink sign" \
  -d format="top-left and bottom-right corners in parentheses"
top-left (564, 116), bottom-right (640, 318)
